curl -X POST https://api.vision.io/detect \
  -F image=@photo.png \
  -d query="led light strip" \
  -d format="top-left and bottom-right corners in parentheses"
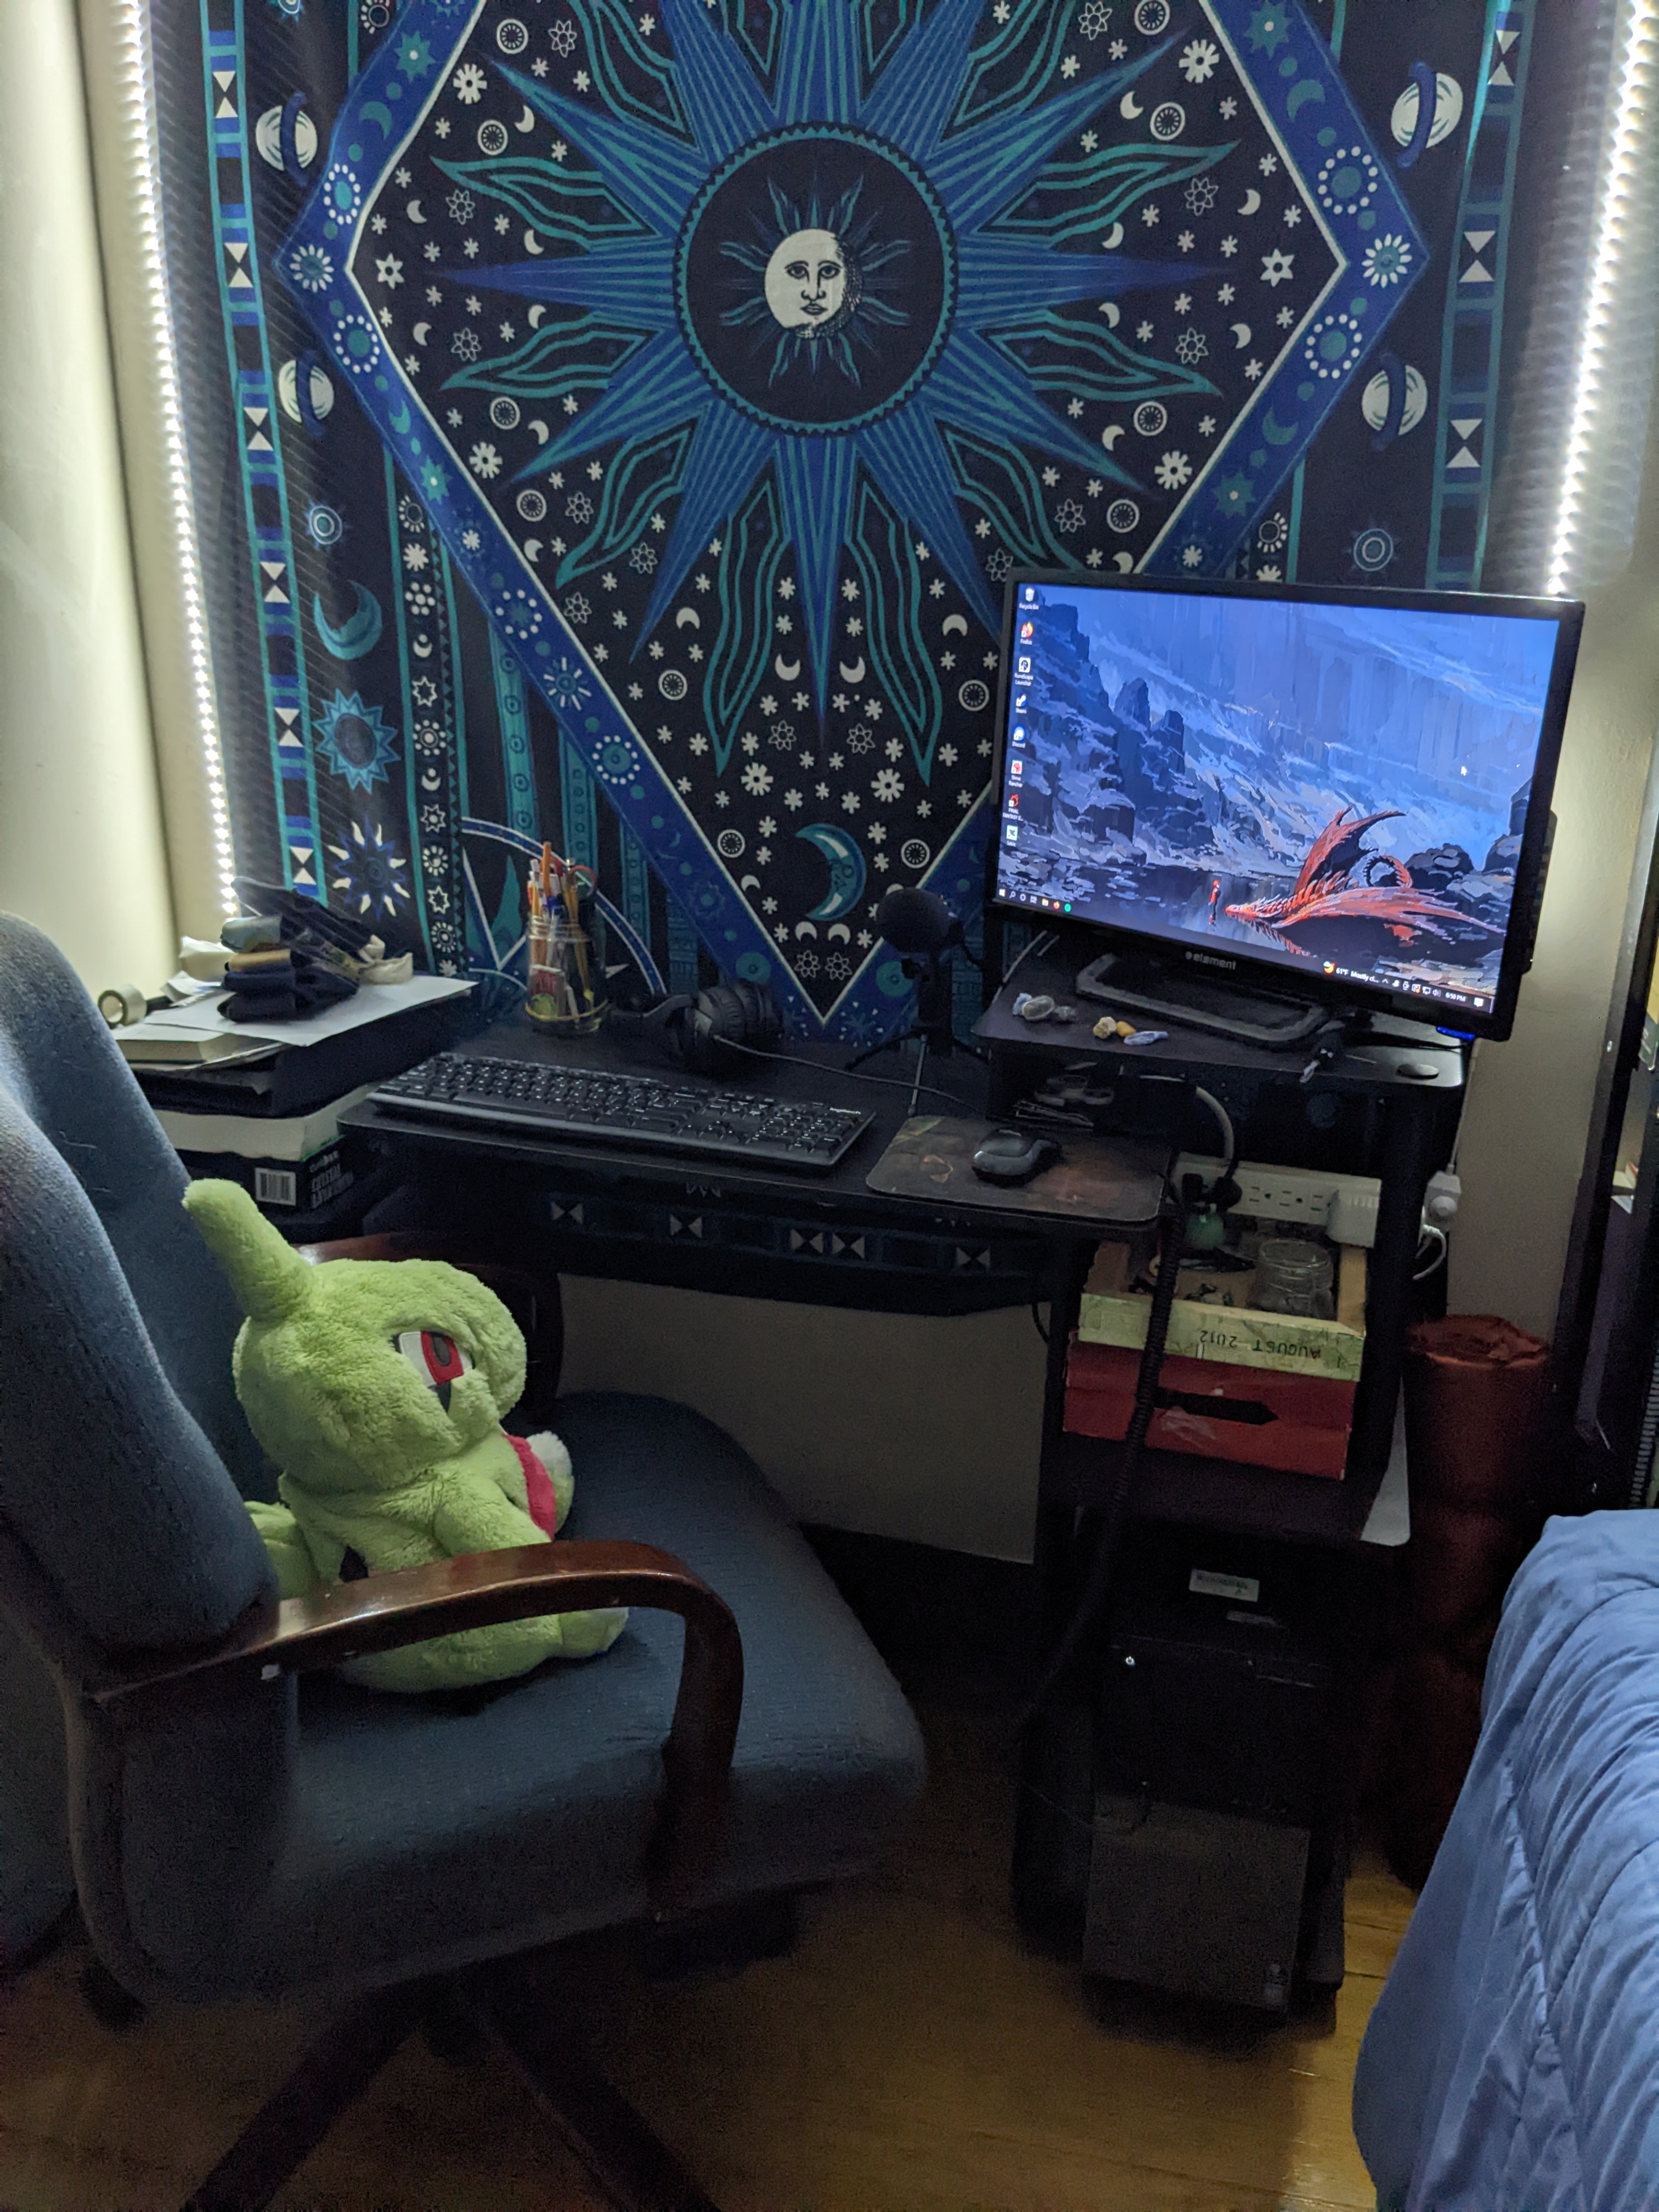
top-left (1544, 0), bottom-right (1659, 596)
top-left (110, 0), bottom-right (238, 914)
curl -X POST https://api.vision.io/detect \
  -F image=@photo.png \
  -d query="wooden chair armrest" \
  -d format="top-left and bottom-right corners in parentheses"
top-left (90, 1543), bottom-right (743, 1902)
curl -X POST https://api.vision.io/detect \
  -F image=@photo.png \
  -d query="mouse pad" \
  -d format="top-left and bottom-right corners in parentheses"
top-left (866, 1117), bottom-right (1167, 1227)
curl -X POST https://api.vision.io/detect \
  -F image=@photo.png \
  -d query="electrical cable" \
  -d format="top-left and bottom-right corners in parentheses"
top-left (1413, 1223), bottom-right (1448, 1280)
top-left (1192, 1086), bottom-right (1236, 1184)
top-left (1000, 929), bottom-right (1054, 990)
top-left (718, 1034), bottom-right (967, 1109)
top-left (1447, 1039), bottom-right (1479, 1175)
top-left (1030, 1296), bottom-right (1050, 1346)
top-left (1015, 1175), bottom-right (1193, 1733)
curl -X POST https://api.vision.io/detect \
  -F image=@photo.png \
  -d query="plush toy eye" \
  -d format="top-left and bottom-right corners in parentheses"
top-left (393, 1329), bottom-right (473, 1409)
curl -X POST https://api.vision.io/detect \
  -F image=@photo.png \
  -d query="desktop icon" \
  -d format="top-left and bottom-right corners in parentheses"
top-left (1005, 823), bottom-right (1019, 843)
top-left (1009, 758), bottom-right (1023, 778)
top-left (1016, 656), bottom-right (1031, 675)
top-left (1022, 585), bottom-right (1037, 603)
top-left (1014, 692), bottom-right (1028, 712)
top-left (1323, 962), bottom-right (1335, 974)
top-left (1007, 792), bottom-right (1019, 810)
top-left (1019, 620), bottom-right (1035, 640)
top-left (1012, 725), bottom-right (1026, 744)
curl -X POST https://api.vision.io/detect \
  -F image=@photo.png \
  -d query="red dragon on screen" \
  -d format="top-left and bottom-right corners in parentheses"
top-left (1223, 806), bottom-right (1502, 965)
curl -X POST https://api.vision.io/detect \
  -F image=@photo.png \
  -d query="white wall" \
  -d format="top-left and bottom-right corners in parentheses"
top-left (1451, 415), bottom-right (1659, 1338)
top-left (0, 0), bottom-right (173, 991)
top-left (559, 1280), bottom-right (1047, 1560)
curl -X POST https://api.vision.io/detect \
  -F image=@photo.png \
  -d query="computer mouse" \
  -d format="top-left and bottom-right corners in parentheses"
top-left (971, 1128), bottom-right (1062, 1186)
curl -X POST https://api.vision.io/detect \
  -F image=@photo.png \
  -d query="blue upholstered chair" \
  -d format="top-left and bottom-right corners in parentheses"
top-left (0, 912), bottom-right (926, 2211)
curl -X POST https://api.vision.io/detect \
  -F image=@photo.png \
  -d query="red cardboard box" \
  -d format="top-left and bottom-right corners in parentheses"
top-left (1064, 1336), bottom-right (1356, 1479)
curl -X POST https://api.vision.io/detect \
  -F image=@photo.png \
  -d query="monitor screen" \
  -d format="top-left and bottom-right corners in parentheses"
top-left (990, 574), bottom-right (1582, 1039)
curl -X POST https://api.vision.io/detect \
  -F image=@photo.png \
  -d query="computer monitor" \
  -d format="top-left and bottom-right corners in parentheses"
top-left (989, 573), bottom-right (1583, 1045)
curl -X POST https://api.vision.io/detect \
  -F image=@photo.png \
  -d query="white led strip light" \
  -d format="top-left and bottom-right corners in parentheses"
top-left (1544, 0), bottom-right (1659, 597)
top-left (110, 0), bottom-right (239, 914)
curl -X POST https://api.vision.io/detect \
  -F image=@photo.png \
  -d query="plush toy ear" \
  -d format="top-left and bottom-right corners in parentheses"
top-left (183, 1179), bottom-right (315, 1325)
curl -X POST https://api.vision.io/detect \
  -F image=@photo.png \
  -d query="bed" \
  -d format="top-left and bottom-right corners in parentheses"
top-left (1353, 1509), bottom-right (1659, 2210)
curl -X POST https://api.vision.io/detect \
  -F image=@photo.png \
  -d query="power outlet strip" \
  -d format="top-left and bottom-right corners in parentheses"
top-left (1173, 1155), bottom-right (1383, 1247)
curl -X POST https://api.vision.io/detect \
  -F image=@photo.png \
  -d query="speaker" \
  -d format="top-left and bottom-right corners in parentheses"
top-left (612, 981), bottom-right (782, 1076)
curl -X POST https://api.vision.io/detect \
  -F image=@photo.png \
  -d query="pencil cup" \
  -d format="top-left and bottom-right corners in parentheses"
top-left (525, 905), bottom-right (607, 1033)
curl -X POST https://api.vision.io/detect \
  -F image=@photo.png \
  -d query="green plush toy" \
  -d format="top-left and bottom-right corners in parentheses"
top-left (183, 1180), bottom-right (625, 1692)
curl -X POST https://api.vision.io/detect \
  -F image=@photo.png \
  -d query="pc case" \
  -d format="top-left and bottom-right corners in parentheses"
top-left (1018, 1523), bottom-right (1346, 2011)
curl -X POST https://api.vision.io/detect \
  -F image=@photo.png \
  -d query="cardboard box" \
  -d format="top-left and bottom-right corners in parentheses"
top-left (1077, 1238), bottom-right (1366, 1384)
top-left (1064, 1337), bottom-right (1355, 1479)
top-left (161, 1085), bottom-right (379, 1218)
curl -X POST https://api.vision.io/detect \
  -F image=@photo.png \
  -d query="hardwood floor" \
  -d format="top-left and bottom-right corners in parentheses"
top-left (0, 1683), bottom-right (1413, 2212)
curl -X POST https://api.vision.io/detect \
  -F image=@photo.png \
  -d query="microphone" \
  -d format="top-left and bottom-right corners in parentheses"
top-left (874, 885), bottom-right (960, 957)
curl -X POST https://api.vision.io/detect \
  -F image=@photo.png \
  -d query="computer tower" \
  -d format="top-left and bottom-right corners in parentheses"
top-left (1015, 1523), bottom-right (1345, 2010)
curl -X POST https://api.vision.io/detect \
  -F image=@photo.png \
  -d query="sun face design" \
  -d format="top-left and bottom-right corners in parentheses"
top-left (764, 229), bottom-right (853, 331)
top-left (716, 175), bottom-right (904, 387)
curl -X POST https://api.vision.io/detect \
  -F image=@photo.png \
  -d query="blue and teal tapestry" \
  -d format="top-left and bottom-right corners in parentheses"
top-left (170, 0), bottom-right (1529, 1036)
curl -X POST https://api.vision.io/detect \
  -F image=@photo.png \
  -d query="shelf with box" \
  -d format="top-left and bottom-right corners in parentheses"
top-left (980, 956), bottom-right (1463, 1998)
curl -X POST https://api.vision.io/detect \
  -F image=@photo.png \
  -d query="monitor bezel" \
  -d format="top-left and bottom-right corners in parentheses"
top-left (985, 568), bottom-right (1584, 1045)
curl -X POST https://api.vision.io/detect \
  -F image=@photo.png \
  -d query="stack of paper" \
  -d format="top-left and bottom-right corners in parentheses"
top-left (115, 974), bottom-right (473, 1065)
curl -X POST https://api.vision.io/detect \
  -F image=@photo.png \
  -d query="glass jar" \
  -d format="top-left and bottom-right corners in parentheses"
top-left (525, 900), bottom-right (607, 1034)
top-left (1252, 1237), bottom-right (1336, 1320)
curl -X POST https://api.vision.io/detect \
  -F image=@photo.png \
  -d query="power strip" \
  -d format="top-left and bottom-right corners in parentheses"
top-left (1173, 1155), bottom-right (1383, 1248)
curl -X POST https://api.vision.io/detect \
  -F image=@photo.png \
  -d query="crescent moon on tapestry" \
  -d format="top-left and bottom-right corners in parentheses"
top-left (312, 583), bottom-right (382, 661)
top-left (797, 823), bottom-right (867, 922)
top-left (775, 655), bottom-right (802, 680)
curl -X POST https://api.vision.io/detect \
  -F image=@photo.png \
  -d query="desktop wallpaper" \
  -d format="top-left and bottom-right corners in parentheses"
top-left (154, 0), bottom-right (1533, 1038)
top-left (996, 586), bottom-right (1560, 1007)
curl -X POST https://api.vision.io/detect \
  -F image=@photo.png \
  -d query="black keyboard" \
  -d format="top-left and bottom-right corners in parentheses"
top-left (372, 1052), bottom-right (876, 1173)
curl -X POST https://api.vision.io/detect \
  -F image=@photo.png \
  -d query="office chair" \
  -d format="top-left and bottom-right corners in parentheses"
top-left (0, 912), bottom-right (926, 2210)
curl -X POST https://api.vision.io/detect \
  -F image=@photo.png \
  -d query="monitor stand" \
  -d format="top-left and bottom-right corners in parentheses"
top-left (1074, 950), bottom-right (1329, 1050)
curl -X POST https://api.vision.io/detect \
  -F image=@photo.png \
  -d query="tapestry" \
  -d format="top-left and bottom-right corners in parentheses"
top-left (168, 0), bottom-right (1525, 1037)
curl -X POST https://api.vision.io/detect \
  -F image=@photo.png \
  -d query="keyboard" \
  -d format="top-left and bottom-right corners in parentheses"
top-left (372, 1051), bottom-right (876, 1173)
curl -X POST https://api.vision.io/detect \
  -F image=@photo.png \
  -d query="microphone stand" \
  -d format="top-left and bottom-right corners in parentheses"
top-left (847, 936), bottom-right (986, 1114)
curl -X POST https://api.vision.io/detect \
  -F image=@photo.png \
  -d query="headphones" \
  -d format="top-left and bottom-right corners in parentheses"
top-left (611, 980), bottom-right (783, 1076)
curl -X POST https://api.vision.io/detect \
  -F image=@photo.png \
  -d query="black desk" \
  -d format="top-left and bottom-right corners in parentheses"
top-left (344, 989), bottom-right (1428, 1996)
top-left (342, 1019), bottom-right (1159, 1317)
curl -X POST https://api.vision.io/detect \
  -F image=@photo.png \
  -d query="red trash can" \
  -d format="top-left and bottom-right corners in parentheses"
top-left (1383, 1316), bottom-right (1553, 1889)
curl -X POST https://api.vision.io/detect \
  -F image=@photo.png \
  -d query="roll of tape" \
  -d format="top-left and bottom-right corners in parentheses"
top-left (97, 984), bottom-right (148, 1028)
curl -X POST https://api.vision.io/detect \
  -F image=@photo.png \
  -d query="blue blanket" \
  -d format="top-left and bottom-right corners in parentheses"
top-left (1354, 1511), bottom-right (1659, 2211)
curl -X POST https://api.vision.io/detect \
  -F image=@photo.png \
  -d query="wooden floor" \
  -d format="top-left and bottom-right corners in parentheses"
top-left (0, 1680), bottom-right (1413, 2212)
